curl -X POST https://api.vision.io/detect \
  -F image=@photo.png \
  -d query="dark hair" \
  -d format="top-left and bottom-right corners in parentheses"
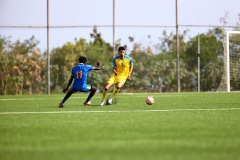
top-left (118, 46), bottom-right (125, 51)
top-left (78, 56), bottom-right (87, 63)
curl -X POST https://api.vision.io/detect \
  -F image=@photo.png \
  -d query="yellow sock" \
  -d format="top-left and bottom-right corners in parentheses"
top-left (111, 88), bottom-right (120, 99)
top-left (102, 89), bottom-right (107, 100)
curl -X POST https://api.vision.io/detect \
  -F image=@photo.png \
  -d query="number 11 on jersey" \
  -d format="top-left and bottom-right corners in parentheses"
top-left (76, 70), bottom-right (82, 79)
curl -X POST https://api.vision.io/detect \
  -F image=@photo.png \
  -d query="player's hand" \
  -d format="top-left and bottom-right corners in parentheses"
top-left (127, 73), bottom-right (132, 79)
top-left (63, 88), bottom-right (68, 93)
top-left (96, 62), bottom-right (101, 68)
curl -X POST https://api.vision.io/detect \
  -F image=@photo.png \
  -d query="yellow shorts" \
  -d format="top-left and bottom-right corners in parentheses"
top-left (107, 74), bottom-right (127, 85)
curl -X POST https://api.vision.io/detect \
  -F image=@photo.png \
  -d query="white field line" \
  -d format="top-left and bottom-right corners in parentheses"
top-left (0, 108), bottom-right (240, 115)
top-left (0, 97), bottom-right (84, 101)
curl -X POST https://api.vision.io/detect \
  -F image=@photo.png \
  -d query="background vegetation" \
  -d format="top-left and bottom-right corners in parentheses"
top-left (0, 26), bottom-right (239, 95)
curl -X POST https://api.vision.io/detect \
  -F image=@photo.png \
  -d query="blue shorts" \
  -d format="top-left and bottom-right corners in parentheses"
top-left (72, 85), bottom-right (91, 92)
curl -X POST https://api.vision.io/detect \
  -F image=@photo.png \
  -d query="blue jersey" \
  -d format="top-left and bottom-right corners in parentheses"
top-left (71, 63), bottom-right (94, 92)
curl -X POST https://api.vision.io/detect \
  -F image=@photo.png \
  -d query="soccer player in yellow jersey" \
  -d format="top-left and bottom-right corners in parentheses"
top-left (100, 46), bottom-right (133, 106)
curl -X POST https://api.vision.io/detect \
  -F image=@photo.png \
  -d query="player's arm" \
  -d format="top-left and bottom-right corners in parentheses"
top-left (112, 58), bottom-right (118, 76)
top-left (93, 62), bottom-right (101, 70)
top-left (128, 58), bottom-right (133, 79)
top-left (63, 75), bottom-right (74, 93)
top-left (113, 67), bottom-right (118, 76)
top-left (128, 65), bottom-right (133, 79)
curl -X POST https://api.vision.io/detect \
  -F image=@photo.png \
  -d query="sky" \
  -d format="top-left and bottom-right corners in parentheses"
top-left (0, 0), bottom-right (240, 53)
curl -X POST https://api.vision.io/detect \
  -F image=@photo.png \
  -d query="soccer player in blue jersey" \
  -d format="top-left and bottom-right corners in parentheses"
top-left (100, 46), bottom-right (133, 106)
top-left (59, 56), bottom-right (101, 108)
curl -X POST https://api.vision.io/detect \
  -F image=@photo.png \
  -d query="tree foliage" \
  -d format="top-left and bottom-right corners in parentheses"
top-left (0, 26), bottom-right (233, 95)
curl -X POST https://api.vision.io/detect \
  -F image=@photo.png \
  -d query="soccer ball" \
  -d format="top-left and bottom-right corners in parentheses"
top-left (146, 96), bottom-right (154, 105)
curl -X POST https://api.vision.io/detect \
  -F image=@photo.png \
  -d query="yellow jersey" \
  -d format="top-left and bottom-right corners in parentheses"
top-left (112, 55), bottom-right (133, 79)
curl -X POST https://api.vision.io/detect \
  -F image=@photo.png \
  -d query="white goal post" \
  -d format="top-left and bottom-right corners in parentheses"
top-left (226, 31), bottom-right (240, 92)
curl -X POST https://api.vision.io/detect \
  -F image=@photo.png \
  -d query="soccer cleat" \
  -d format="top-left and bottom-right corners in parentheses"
top-left (59, 102), bottom-right (64, 108)
top-left (107, 98), bottom-right (112, 105)
top-left (84, 101), bottom-right (91, 106)
top-left (100, 100), bottom-right (105, 106)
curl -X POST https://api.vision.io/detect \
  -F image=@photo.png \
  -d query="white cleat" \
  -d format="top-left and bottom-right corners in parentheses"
top-left (100, 100), bottom-right (105, 106)
top-left (84, 101), bottom-right (91, 106)
top-left (107, 98), bottom-right (112, 105)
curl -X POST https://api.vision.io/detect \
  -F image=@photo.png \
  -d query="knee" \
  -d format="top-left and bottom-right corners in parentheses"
top-left (104, 84), bottom-right (110, 91)
top-left (116, 86), bottom-right (121, 90)
top-left (116, 84), bottom-right (123, 90)
top-left (91, 86), bottom-right (97, 91)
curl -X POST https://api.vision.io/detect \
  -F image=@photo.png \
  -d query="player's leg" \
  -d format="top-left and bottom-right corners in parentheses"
top-left (111, 83), bottom-right (122, 98)
top-left (84, 85), bottom-right (97, 106)
top-left (103, 83), bottom-right (112, 98)
top-left (100, 83), bottom-right (112, 106)
top-left (59, 89), bottom-right (76, 108)
top-left (100, 76), bottom-right (115, 106)
top-left (108, 82), bottom-right (124, 104)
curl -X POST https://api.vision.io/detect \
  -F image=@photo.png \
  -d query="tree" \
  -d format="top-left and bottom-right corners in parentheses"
top-left (185, 31), bottom-right (223, 91)
top-left (0, 36), bottom-right (45, 95)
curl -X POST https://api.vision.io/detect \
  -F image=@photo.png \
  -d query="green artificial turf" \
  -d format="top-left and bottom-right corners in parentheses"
top-left (0, 92), bottom-right (240, 160)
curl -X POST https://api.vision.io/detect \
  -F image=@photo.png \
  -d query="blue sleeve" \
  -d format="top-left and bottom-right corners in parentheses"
top-left (112, 57), bottom-right (117, 68)
top-left (130, 57), bottom-right (133, 66)
top-left (125, 55), bottom-right (133, 66)
top-left (88, 65), bottom-right (94, 71)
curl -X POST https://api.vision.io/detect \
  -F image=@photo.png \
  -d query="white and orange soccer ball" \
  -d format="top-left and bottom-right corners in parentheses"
top-left (146, 96), bottom-right (154, 105)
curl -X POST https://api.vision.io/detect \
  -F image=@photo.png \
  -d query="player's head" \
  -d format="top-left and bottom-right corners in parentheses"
top-left (118, 46), bottom-right (126, 58)
top-left (78, 56), bottom-right (87, 63)
top-left (118, 46), bottom-right (125, 52)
